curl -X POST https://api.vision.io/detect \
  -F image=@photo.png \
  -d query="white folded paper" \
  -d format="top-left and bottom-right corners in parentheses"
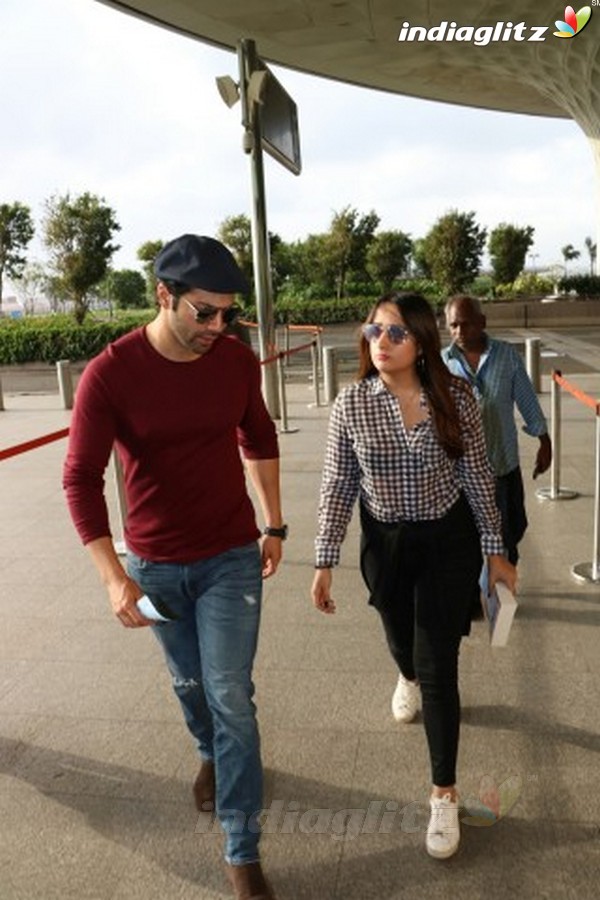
top-left (136, 594), bottom-right (173, 623)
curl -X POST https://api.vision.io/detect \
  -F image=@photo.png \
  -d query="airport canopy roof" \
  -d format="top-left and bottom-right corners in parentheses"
top-left (96, 1), bottom-right (600, 130)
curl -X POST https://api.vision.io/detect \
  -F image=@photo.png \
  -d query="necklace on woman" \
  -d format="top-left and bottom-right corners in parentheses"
top-left (388, 385), bottom-right (428, 434)
top-left (394, 388), bottom-right (421, 409)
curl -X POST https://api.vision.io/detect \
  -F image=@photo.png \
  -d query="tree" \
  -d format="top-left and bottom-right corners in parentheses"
top-left (137, 239), bottom-right (164, 306)
top-left (365, 230), bottom-right (413, 292)
top-left (561, 243), bottom-right (580, 276)
top-left (326, 206), bottom-right (380, 300)
top-left (410, 238), bottom-right (432, 278)
top-left (584, 236), bottom-right (597, 275)
top-left (488, 223), bottom-right (535, 286)
top-left (281, 234), bottom-right (335, 299)
top-left (0, 202), bottom-right (35, 314)
top-left (43, 192), bottom-right (121, 324)
top-left (101, 269), bottom-right (147, 310)
top-left (217, 213), bottom-right (285, 300)
top-left (422, 210), bottom-right (487, 295)
top-left (12, 261), bottom-right (48, 315)
top-left (218, 214), bottom-right (254, 291)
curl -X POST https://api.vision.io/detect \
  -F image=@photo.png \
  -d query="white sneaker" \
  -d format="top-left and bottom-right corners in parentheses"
top-left (391, 673), bottom-right (420, 723)
top-left (426, 792), bottom-right (460, 859)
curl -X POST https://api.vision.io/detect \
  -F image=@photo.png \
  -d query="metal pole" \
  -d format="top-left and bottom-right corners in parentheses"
top-left (572, 413), bottom-right (600, 583)
top-left (536, 371), bottom-right (578, 501)
top-left (111, 448), bottom-right (127, 556)
top-left (316, 330), bottom-right (323, 380)
top-left (56, 359), bottom-right (74, 410)
top-left (276, 354), bottom-right (298, 434)
top-left (238, 39), bottom-right (279, 419)
top-left (323, 346), bottom-right (339, 404)
top-left (309, 341), bottom-right (322, 408)
top-left (525, 337), bottom-right (540, 393)
top-left (0, 374), bottom-right (4, 411)
top-left (550, 374), bottom-right (559, 499)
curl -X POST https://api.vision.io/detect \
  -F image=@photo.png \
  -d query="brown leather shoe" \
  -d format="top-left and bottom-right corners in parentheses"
top-left (225, 861), bottom-right (276, 900)
top-left (192, 760), bottom-right (215, 812)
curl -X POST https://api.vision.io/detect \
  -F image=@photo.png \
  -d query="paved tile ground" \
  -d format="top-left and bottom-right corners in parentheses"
top-left (1, 326), bottom-right (599, 899)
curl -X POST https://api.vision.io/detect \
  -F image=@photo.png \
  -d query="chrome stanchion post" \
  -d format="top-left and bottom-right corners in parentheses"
top-left (308, 341), bottom-right (324, 408)
top-left (323, 346), bottom-right (339, 404)
top-left (276, 354), bottom-right (298, 434)
top-left (536, 370), bottom-right (578, 501)
top-left (572, 412), bottom-right (600, 583)
top-left (111, 448), bottom-right (127, 556)
top-left (56, 359), bottom-right (74, 410)
top-left (315, 330), bottom-right (323, 381)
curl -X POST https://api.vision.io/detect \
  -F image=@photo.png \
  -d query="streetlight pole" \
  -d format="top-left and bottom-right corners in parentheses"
top-left (237, 39), bottom-right (279, 418)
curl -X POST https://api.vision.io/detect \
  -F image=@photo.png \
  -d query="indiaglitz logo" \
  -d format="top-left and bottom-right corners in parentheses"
top-left (397, 20), bottom-right (549, 44)
top-left (461, 775), bottom-right (522, 826)
top-left (554, 5), bottom-right (592, 37)
top-left (397, 5), bottom-right (593, 44)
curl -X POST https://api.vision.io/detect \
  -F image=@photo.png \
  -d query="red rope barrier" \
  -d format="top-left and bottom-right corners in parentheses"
top-left (552, 370), bottom-right (600, 415)
top-left (285, 323), bottom-right (323, 333)
top-left (0, 427), bottom-right (70, 462)
top-left (260, 339), bottom-right (316, 367)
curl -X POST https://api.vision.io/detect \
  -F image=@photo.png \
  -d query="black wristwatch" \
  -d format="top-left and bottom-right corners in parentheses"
top-left (263, 524), bottom-right (288, 540)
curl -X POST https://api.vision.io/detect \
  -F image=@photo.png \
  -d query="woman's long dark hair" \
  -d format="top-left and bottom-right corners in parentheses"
top-left (357, 292), bottom-right (465, 458)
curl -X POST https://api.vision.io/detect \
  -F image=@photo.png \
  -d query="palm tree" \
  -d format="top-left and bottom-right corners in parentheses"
top-left (561, 243), bottom-right (580, 276)
top-left (584, 236), bottom-right (597, 275)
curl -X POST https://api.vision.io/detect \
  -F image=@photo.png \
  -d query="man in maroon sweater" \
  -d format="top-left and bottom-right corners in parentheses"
top-left (64, 234), bottom-right (284, 900)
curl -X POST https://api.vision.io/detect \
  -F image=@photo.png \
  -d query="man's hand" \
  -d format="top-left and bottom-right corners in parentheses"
top-left (107, 575), bottom-right (152, 628)
top-left (260, 535), bottom-right (283, 578)
top-left (85, 537), bottom-right (152, 628)
top-left (533, 433), bottom-right (552, 479)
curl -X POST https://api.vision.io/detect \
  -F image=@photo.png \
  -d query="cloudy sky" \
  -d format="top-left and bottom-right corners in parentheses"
top-left (1, 0), bottom-right (597, 279)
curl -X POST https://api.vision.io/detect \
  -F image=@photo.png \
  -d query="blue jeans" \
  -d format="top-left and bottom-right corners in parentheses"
top-left (127, 542), bottom-right (263, 865)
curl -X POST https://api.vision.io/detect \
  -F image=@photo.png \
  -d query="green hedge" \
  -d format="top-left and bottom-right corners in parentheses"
top-left (272, 297), bottom-right (377, 325)
top-left (0, 312), bottom-right (153, 364)
top-left (559, 274), bottom-right (600, 297)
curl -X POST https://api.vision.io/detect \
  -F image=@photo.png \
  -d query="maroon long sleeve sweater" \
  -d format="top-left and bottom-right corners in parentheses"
top-left (63, 327), bottom-right (279, 562)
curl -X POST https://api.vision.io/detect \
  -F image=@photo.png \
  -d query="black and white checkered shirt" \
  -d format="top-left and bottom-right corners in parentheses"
top-left (315, 375), bottom-right (504, 568)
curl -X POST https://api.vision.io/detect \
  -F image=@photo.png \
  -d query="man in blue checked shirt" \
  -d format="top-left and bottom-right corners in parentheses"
top-left (442, 294), bottom-right (552, 564)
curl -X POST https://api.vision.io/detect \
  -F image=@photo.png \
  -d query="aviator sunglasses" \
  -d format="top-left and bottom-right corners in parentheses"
top-left (182, 296), bottom-right (240, 325)
top-left (362, 323), bottom-right (412, 344)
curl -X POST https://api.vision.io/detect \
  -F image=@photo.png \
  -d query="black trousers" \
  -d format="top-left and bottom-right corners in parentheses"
top-left (360, 495), bottom-right (482, 787)
top-left (495, 466), bottom-right (528, 566)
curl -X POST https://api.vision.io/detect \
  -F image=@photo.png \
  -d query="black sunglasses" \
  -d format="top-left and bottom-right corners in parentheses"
top-left (182, 297), bottom-right (240, 325)
top-left (362, 323), bottom-right (412, 344)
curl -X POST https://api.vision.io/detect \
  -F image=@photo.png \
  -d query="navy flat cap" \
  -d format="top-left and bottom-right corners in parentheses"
top-left (154, 234), bottom-right (249, 294)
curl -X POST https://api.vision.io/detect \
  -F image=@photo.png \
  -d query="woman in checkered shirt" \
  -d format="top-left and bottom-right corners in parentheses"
top-left (311, 292), bottom-right (516, 861)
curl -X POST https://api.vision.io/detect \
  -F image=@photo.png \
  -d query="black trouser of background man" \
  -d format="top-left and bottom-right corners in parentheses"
top-left (468, 465), bottom-right (527, 622)
top-left (495, 466), bottom-right (528, 566)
